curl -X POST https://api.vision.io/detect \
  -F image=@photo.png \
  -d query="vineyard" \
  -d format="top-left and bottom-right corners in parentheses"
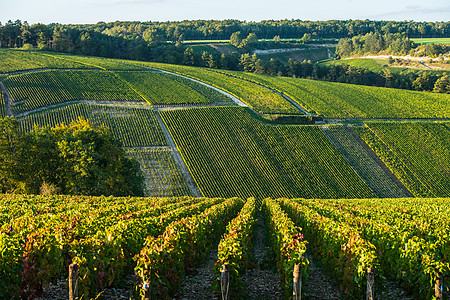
top-left (117, 71), bottom-right (233, 105)
top-left (45, 53), bottom-right (145, 71)
top-left (211, 69), bottom-right (450, 118)
top-left (3, 70), bottom-right (144, 115)
top-left (0, 49), bottom-right (92, 73)
top-left (1, 195), bottom-right (448, 299)
top-left (280, 197), bottom-right (450, 299)
top-left (135, 62), bottom-right (301, 114)
top-left (0, 47), bottom-right (449, 299)
top-left (161, 106), bottom-right (375, 199)
top-left (355, 122), bottom-right (450, 197)
top-left (126, 148), bottom-right (192, 197)
top-left (322, 125), bottom-right (408, 198)
top-left (18, 102), bottom-right (167, 147)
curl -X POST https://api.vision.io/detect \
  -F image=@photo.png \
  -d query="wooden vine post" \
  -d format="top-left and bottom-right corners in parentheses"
top-left (366, 267), bottom-right (375, 300)
top-left (435, 273), bottom-right (443, 300)
top-left (69, 263), bottom-right (78, 300)
top-left (293, 264), bottom-right (302, 300)
top-left (220, 264), bottom-right (230, 300)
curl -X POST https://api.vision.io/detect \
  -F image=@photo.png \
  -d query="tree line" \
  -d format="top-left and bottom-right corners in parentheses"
top-left (336, 32), bottom-right (450, 58)
top-left (0, 117), bottom-right (144, 196)
top-left (1, 19), bottom-right (449, 48)
top-left (0, 20), bottom-right (448, 94)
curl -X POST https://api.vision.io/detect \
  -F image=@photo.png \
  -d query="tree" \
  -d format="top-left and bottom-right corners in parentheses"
top-left (433, 74), bottom-right (450, 93)
top-left (0, 117), bottom-right (144, 196)
top-left (301, 33), bottom-right (312, 44)
top-left (230, 31), bottom-right (242, 48)
top-left (183, 47), bottom-right (195, 66)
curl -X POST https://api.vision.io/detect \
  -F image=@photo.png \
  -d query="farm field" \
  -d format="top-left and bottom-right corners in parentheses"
top-left (126, 148), bottom-right (192, 197)
top-left (256, 47), bottom-right (331, 63)
top-left (321, 57), bottom-right (387, 72)
top-left (321, 125), bottom-right (408, 198)
top-left (1, 195), bottom-right (448, 299)
top-left (3, 70), bottom-right (144, 115)
top-left (18, 102), bottom-right (167, 147)
top-left (211, 69), bottom-right (450, 118)
top-left (411, 37), bottom-right (450, 44)
top-left (161, 106), bottom-right (375, 199)
top-left (133, 61), bottom-right (301, 114)
top-left (117, 71), bottom-right (233, 105)
top-left (355, 122), bottom-right (450, 197)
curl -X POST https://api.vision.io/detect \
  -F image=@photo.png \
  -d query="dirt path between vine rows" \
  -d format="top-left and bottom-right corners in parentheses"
top-left (0, 81), bottom-right (13, 116)
top-left (174, 245), bottom-right (220, 300)
top-left (154, 110), bottom-right (203, 197)
top-left (347, 127), bottom-right (413, 197)
top-left (241, 215), bottom-right (284, 299)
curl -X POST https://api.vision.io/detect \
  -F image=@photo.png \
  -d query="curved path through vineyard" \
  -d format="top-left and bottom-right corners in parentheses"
top-left (155, 110), bottom-right (203, 197)
top-left (213, 70), bottom-right (311, 115)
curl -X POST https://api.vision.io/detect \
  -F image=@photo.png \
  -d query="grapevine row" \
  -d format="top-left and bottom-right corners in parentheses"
top-left (262, 198), bottom-right (308, 296)
top-left (4, 70), bottom-right (144, 114)
top-left (355, 122), bottom-right (450, 197)
top-left (161, 106), bottom-right (374, 199)
top-left (126, 148), bottom-right (192, 197)
top-left (0, 195), bottom-right (224, 298)
top-left (293, 197), bottom-right (450, 299)
top-left (134, 197), bottom-right (244, 299)
top-left (214, 198), bottom-right (257, 297)
top-left (278, 198), bottom-right (379, 298)
top-left (19, 102), bottom-right (167, 147)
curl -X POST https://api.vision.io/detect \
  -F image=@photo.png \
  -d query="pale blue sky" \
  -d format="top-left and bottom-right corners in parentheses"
top-left (1, 0), bottom-right (449, 25)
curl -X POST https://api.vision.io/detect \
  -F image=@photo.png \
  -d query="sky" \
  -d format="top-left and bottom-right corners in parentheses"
top-left (1, 0), bottom-right (449, 25)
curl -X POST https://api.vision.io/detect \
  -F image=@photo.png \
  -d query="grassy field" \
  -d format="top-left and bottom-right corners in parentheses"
top-left (321, 58), bottom-right (387, 72)
top-left (411, 37), bottom-right (450, 44)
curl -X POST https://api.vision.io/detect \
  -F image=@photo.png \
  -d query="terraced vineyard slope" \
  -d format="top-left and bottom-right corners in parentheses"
top-left (117, 71), bottom-right (233, 105)
top-left (126, 148), bottom-right (192, 197)
top-left (0, 49), bottom-right (93, 73)
top-left (4, 70), bottom-right (144, 115)
top-left (134, 62), bottom-right (300, 114)
top-left (161, 106), bottom-right (375, 199)
top-left (212, 69), bottom-right (450, 119)
top-left (19, 102), bottom-right (167, 147)
top-left (322, 125), bottom-right (409, 198)
top-left (355, 122), bottom-right (450, 197)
